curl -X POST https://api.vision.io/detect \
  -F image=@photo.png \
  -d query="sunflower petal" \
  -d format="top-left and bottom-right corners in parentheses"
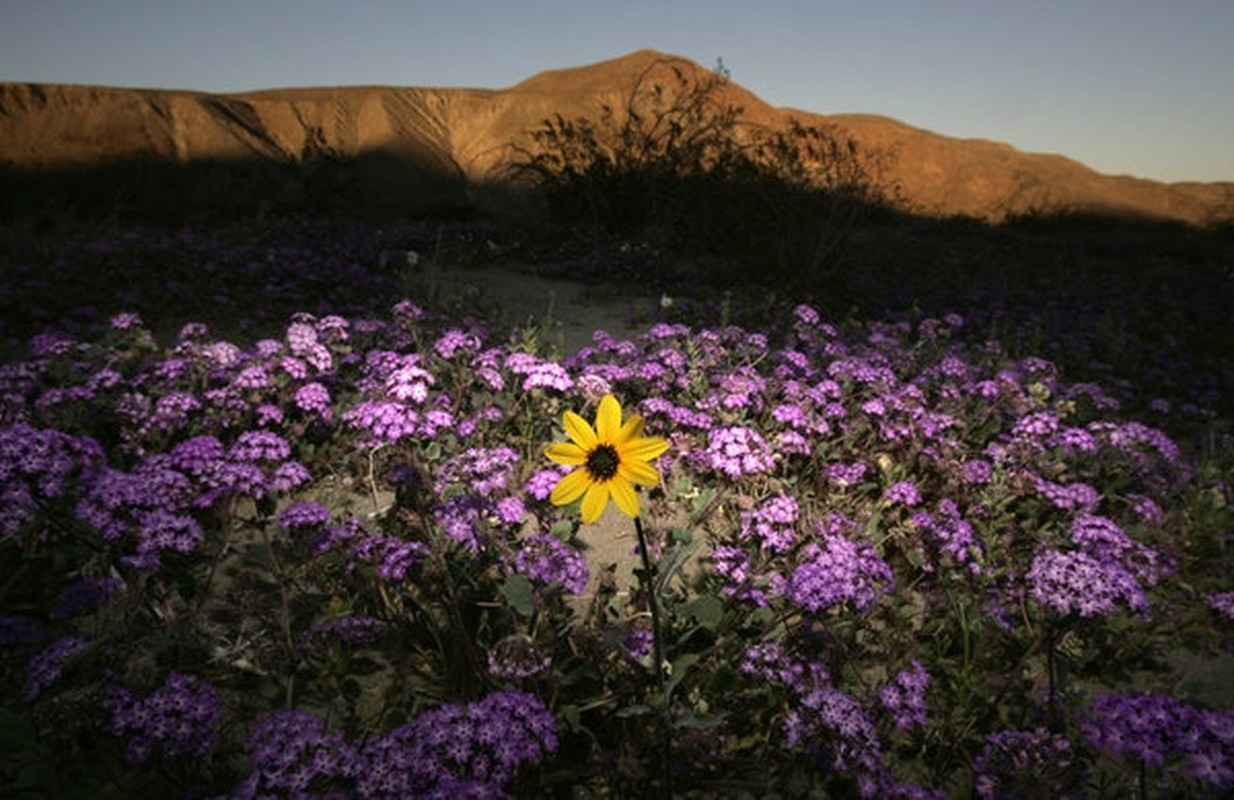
top-left (619, 459), bottom-right (661, 487)
top-left (621, 435), bottom-right (670, 462)
top-left (617, 414), bottom-right (645, 443)
top-left (545, 442), bottom-right (586, 466)
top-left (595, 395), bottom-right (622, 441)
top-left (580, 481), bottom-right (611, 524)
top-left (563, 410), bottom-right (597, 450)
top-left (610, 477), bottom-right (641, 518)
top-left (550, 469), bottom-right (590, 506)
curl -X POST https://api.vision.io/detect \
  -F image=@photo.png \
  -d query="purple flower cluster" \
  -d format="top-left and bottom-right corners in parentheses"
top-left (1034, 477), bottom-right (1100, 513)
top-left (66, 431), bottom-right (310, 567)
top-left (105, 671), bottom-right (225, 763)
top-left (1208, 591), bottom-right (1234, 621)
top-left (434, 327), bottom-right (481, 359)
top-left (24, 635), bottom-right (89, 700)
top-left (972, 727), bottom-right (1082, 800)
top-left (236, 689), bottom-right (557, 797)
top-left (0, 424), bottom-right (104, 542)
top-left (293, 381), bottom-right (332, 418)
top-left (879, 660), bottom-right (930, 730)
top-left (1027, 549), bottom-right (1147, 617)
top-left (738, 642), bottom-right (940, 797)
top-left (343, 400), bottom-right (423, 443)
top-left (825, 461), bottom-right (868, 488)
top-left (277, 499), bottom-right (333, 530)
top-left (1067, 513), bottom-right (1169, 586)
top-left (786, 515), bottom-right (894, 614)
top-left (512, 534), bottom-right (589, 596)
top-left (702, 425), bottom-right (775, 478)
top-left (1081, 692), bottom-right (1234, 789)
top-left (622, 627), bottom-right (655, 664)
top-left (738, 641), bottom-right (828, 694)
top-left (234, 708), bottom-right (352, 798)
top-left (318, 518), bottom-right (429, 582)
top-left (739, 494), bottom-right (799, 553)
top-left (883, 480), bottom-right (922, 507)
top-left (909, 500), bottom-right (984, 574)
top-left (298, 615), bottom-right (388, 651)
top-left (505, 351), bottom-right (573, 392)
top-left (431, 447), bottom-right (522, 550)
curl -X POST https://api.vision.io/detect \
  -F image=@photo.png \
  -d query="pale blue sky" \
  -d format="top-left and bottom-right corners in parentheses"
top-left (2, 1), bottom-right (1231, 183)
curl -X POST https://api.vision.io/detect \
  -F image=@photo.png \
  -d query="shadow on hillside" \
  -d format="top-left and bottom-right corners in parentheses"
top-left (0, 147), bottom-right (475, 226)
top-left (3, 146), bottom-right (1231, 334)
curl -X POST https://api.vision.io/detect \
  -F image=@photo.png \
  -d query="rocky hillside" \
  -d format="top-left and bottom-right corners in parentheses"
top-left (3, 49), bottom-right (1231, 224)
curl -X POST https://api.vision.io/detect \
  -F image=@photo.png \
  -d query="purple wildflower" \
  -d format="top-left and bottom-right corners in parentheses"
top-left (1035, 477), bottom-right (1100, 513)
top-left (106, 672), bottom-right (225, 763)
top-left (294, 382), bottom-right (332, 416)
top-left (525, 468), bottom-right (567, 501)
top-left (277, 500), bottom-right (332, 530)
top-left (234, 708), bottom-right (350, 797)
top-left (879, 660), bottom-right (930, 730)
top-left (826, 461), bottom-right (868, 488)
top-left (703, 426), bottom-right (775, 478)
top-left (1027, 549), bottom-right (1147, 617)
top-left (973, 728), bottom-right (1082, 800)
top-left (622, 628), bottom-right (655, 663)
top-left (1208, 592), bottom-right (1234, 621)
top-left (1081, 692), bottom-right (1234, 790)
top-left (884, 481), bottom-right (922, 507)
top-left (349, 689), bottom-right (558, 796)
top-left (347, 530), bottom-right (429, 581)
top-left (962, 459), bottom-right (993, 485)
top-left (25, 636), bottom-right (90, 700)
top-left (513, 534), bottom-right (589, 595)
top-left (230, 430), bottom-right (292, 463)
top-left (787, 516), bottom-right (893, 614)
top-left (739, 494), bottom-right (800, 553)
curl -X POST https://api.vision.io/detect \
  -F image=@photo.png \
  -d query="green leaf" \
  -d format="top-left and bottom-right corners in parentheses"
top-left (682, 594), bottom-right (725, 629)
top-left (559, 704), bottom-right (583, 731)
top-left (550, 519), bottom-right (575, 541)
top-left (615, 704), bottom-right (652, 718)
top-left (500, 574), bottom-right (536, 617)
top-left (657, 537), bottom-right (701, 594)
top-left (691, 488), bottom-right (717, 516)
top-left (665, 653), bottom-right (699, 698)
top-left (674, 711), bottom-right (724, 730)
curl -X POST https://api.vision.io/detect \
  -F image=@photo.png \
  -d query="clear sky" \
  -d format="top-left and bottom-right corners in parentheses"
top-left (2, 0), bottom-right (1231, 183)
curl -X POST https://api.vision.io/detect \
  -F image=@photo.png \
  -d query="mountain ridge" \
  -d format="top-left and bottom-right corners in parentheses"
top-left (3, 49), bottom-right (1231, 225)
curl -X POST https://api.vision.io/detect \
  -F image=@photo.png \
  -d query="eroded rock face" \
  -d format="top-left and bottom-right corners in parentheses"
top-left (2, 49), bottom-right (1232, 224)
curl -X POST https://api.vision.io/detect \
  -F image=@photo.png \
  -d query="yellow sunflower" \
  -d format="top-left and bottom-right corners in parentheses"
top-left (545, 394), bottom-right (669, 523)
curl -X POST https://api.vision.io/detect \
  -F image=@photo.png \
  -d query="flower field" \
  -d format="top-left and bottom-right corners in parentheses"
top-left (1, 217), bottom-right (1231, 797)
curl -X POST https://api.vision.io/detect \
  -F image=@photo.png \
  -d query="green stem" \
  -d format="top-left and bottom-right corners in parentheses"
top-left (633, 515), bottom-right (665, 691)
top-left (634, 515), bottom-right (672, 797)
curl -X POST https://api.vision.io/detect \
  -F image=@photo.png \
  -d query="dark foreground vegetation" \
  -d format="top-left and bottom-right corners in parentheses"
top-left (1, 62), bottom-right (1232, 798)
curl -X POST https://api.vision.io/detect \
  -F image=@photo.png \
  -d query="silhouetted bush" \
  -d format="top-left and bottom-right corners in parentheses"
top-left (507, 58), bottom-right (896, 286)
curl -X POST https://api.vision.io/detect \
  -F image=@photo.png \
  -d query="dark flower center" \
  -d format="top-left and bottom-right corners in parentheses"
top-left (585, 444), bottom-right (620, 482)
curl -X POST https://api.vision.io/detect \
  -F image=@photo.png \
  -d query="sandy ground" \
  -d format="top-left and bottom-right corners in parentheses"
top-left (433, 261), bottom-right (661, 355)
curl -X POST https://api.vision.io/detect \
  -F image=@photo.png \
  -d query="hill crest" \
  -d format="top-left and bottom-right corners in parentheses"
top-left (2, 50), bottom-right (1231, 225)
